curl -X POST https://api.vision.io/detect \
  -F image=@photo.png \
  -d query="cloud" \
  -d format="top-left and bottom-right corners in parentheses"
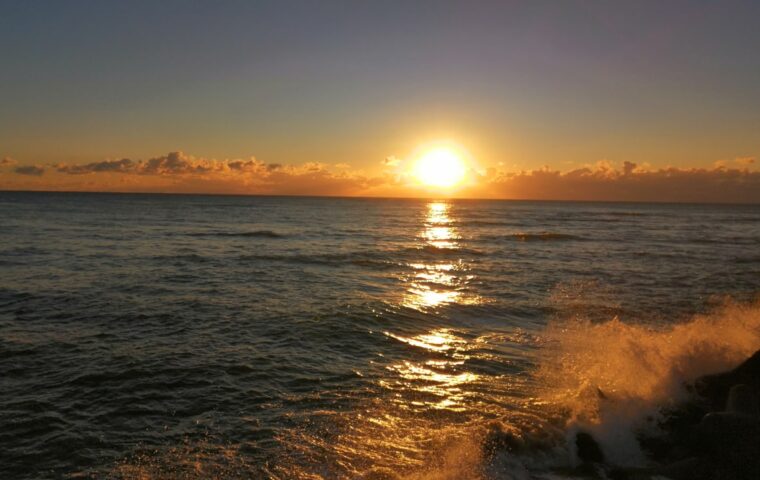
top-left (140, 151), bottom-right (220, 175)
top-left (54, 152), bottom-right (277, 177)
top-left (473, 162), bottom-right (760, 203)
top-left (15, 151), bottom-right (760, 203)
top-left (14, 165), bottom-right (45, 176)
top-left (383, 156), bottom-right (401, 167)
top-left (622, 160), bottom-right (638, 175)
top-left (225, 159), bottom-right (279, 174)
top-left (49, 151), bottom-right (388, 196)
top-left (54, 152), bottom-right (217, 175)
top-left (1, 157), bottom-right (17, 166)
top-left (56, 158), bottom-right (136, 175)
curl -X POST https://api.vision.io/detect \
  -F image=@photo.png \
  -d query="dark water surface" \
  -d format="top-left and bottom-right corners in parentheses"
top-left (1, 192), bottom-right (759, 479)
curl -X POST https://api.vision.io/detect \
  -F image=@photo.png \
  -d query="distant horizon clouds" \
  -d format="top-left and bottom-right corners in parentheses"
top-left (2, 150), bottom-right (759, 203)
top-left (12, 165), bottom-right (46, 176)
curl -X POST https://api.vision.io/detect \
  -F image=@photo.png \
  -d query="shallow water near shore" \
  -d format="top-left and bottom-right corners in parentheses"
top-left (1, 192), bottom-right (759, 479)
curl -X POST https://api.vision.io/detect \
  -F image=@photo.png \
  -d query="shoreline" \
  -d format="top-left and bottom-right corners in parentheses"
top-left (569, 350), bottom-right (760, 480)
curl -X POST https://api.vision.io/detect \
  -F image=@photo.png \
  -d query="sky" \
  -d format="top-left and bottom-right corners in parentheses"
top-left (1, 0), bottom-right (759, 201)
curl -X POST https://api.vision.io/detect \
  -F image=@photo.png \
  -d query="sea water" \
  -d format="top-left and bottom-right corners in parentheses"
top-left (1, 192), bottom-right (759, 479)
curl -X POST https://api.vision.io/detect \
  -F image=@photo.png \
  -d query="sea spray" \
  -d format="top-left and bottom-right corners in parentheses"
top-left (534, 298), bottom-right (760, 467)
top-left (91, 300), bottom-right (760, 479)
top-left (406, 299), bottom-right (760, 479)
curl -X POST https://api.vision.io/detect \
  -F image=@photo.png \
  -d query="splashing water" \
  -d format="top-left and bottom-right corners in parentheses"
top-left (534, 298), bottom-right (760, 468)
top-left (99, 299), bottom-right (760, 479)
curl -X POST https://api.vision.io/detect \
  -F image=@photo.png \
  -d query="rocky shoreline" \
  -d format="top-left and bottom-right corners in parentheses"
top-left (362, 349), bottom-right (760, 480)
top-left (575, 349), bottom-right (760, 480)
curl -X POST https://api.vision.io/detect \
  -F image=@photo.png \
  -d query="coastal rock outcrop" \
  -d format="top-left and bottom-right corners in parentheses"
top-left (695, 349), bottom-right (760, 412)
top-left (604, 349), bottom-right (760, 480)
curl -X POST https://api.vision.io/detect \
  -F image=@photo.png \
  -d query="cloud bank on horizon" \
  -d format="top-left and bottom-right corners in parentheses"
top-left (1, 151), bottom-right (759, 203)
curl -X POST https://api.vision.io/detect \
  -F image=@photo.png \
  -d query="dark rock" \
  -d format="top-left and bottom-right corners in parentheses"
top-left (696, 349), bottom-right (760, 411)
top-left (726, 384), bottom-right (760, 415)
top-left (609, 457), bottom-right (710, 480)
top-left (630, 351), bottom-right (760, 480)
top-left (637, 399), bottom-right (708, 462)
top-left (576, 431), bottom-right (604, 464)
top-left (694, 411), bottom-right (760, 480)
top-left (639, 423), bottom-right (704, 465)
top-left (656, 457), bottom-right (711, 480)
top-left (696, 411), bottom-right (760, 451)
top-left (596, 387), bottom-right (608, 400)
top-left (732, 349), bottom-right (760, 378)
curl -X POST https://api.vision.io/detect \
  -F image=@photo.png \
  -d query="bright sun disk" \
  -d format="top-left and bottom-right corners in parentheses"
top-left (414, 147), bottom-right (467, 188)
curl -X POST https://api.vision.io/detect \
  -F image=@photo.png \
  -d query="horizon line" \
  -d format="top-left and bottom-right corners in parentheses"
top-left (1, 188), bottom-right (758, 206)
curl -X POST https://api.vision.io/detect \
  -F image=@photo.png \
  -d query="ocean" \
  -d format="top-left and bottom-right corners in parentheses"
top-left (1, 191), bottom-right (759, 479)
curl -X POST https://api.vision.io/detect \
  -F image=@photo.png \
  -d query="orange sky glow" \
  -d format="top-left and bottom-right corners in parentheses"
top-left (2, 150), bottom-right (759, 203)
top-left (2, 2), bottom-right (759, 202)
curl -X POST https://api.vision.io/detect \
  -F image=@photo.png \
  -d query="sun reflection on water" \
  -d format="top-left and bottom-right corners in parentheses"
top-left (383, 328), bottom-right (478, 411)
top-left (385, 328), bottom-right (468, 353)
top-left (421, 202), bottom-right (457, 249)
top-left (265, 203), bottom-right (513, 478)
top-left (402, 202), bottom-right (480, 310)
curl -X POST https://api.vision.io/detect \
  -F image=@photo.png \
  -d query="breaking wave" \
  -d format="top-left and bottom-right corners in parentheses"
top-left (532, 298), bottom-right (760, 468)
top-left (391, 298), bottom-right (760, 479)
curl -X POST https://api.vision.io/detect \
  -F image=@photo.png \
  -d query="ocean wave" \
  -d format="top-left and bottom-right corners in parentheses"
top-left (605, 211), bottom-right (646, 217)
top-left (185, 230), bottom-right (285, 238)
top-left (509, 232), bottom-right (581, 242)
top-left (0, 246), bottom-right (49, 256)
top-left (691, 235), bottom-right (760, 246)
top-left (150, 253), bottom-right (210, 263)
top-left (412, 245), bottom-right (486, 256)
top-left (734, 255), bottom-right (760, 264)
top-left (454, 220), bottom-right (521, 227)
top-left (236, 251), bottom-right (399, 269)
top-left (236, 246), bottom-right (485, 268)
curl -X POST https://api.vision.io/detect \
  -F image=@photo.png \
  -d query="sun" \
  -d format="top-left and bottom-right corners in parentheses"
top-left (413, 147), bottom-right (467, 188)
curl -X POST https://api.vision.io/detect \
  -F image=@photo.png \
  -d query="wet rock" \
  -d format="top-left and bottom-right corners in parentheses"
top-left (534, 351), bottom-right (760, 480)
top-left (621, 351), bottom-right (760, 480)
top-left (732, 349), bottom-right (760, 379)
top-left (694, 411), bottom-right (760, 480)
top-left (696, 349), bottom-right (760, 411)
top-left (637, 399), bottom-right (706, 463)
top-left (575, 431), bottom-right (604, 464)
top-left (697, 411), bottom-right (760, 449)
top-left (656, 456), bottom-right (710, 480)
top-left (609, 457), bottom-right (710, 480)
top-left (726, 383), bottom-right (759, 415)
